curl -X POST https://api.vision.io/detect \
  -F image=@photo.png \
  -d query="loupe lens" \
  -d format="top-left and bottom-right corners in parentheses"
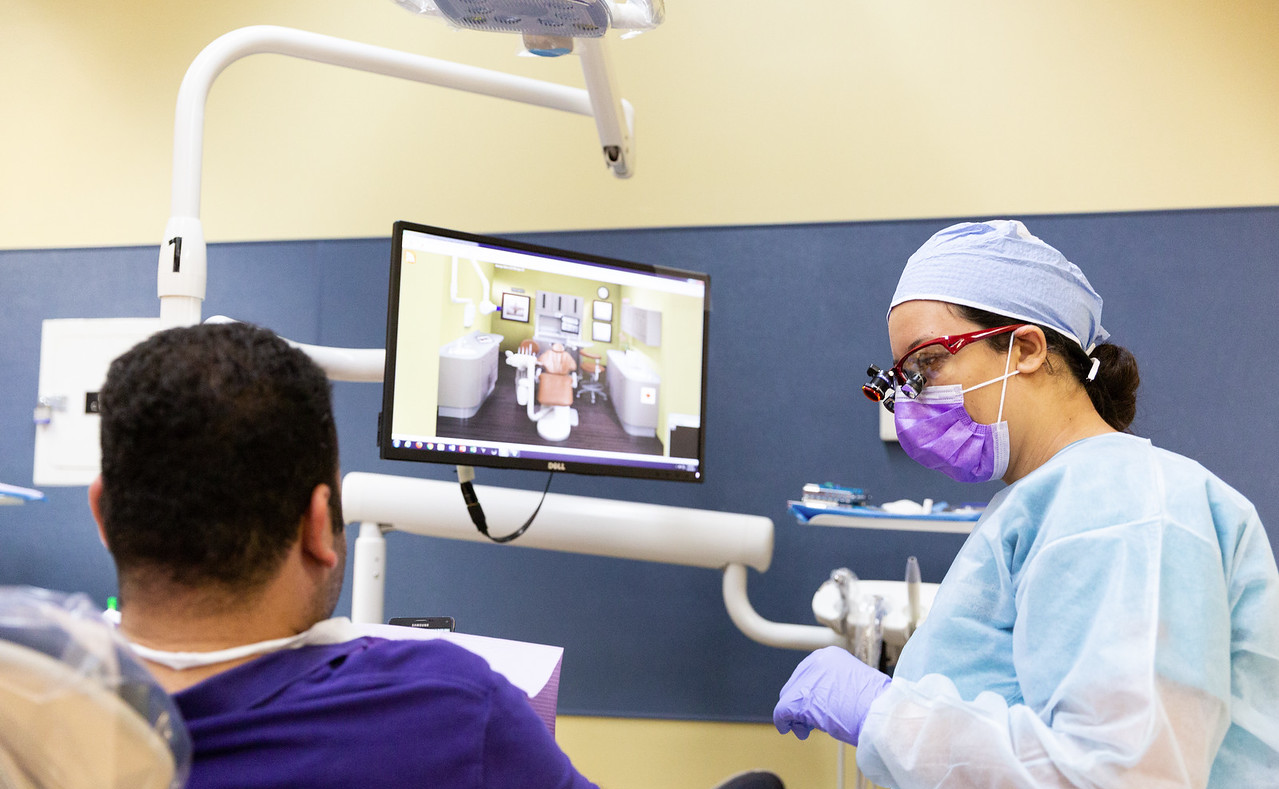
top-left (863, 365), bottom-right (895, 404)
top-left (899, 371), bottom-right (926, 399)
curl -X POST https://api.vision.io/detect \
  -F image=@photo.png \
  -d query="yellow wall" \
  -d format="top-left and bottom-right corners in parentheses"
top-left (3, 1), bottom-right (1278, 250)
top-left (392, 251), bottom-right (504, 433)
top-left (556, 716), bottom-right (872, 789)
top-left (6, 1), bottom-right (1278, 784)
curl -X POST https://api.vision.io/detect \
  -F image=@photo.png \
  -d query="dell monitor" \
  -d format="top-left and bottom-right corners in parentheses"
top-left (380, 221), bottom-right (709, 482)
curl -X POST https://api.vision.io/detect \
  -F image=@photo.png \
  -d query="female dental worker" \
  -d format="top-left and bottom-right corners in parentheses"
top-left (773, 220), bottom-right (1279, 788)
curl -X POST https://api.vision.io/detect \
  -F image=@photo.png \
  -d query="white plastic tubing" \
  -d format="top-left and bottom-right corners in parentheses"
top-left (158, 25), bottom-right (633, 331)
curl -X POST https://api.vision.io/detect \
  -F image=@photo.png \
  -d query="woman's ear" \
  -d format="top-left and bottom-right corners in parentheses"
top-left (1013, 326), bottom-right (1049, 375)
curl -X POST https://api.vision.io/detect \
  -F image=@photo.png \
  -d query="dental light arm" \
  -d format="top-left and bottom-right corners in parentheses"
top-left (158, 24), bottom-right (636, 329)
top-left (449, 257), bottom-right (476, 328)
top-left (470, 259), bottom-right (498, 316)
top-left (578, 38), bottom-right (632, 174)
top-left (284, 343), bottom-right (384, 382)
top-left (205, 316), bottom-right (385, 382)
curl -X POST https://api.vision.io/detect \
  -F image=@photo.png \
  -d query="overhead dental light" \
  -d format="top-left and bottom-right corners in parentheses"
top-left (470, 258), bottom-right (499, 316)
top-left (391, 0), bottom-right (664, 56)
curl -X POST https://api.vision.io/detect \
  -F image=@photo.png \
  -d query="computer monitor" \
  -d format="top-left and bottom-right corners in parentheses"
top-left (380, 221), bottom-right (710, 482)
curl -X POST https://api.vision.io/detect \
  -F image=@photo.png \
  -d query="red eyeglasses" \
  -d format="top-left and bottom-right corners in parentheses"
top-left (863, 324), bottom-right (1023, 409)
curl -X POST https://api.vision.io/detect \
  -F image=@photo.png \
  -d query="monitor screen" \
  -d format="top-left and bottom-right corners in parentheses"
top-left (380, 221), bottom-right (710, 482)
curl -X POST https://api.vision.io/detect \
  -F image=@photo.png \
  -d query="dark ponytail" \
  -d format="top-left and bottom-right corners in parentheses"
top-left (951, 305), bottom-right (1140, 432)
top-left (1078, 343), bottom-right (1140, 432)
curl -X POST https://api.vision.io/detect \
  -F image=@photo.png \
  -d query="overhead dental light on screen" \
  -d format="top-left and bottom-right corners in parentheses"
top-left (450, 256), bottom-right (498, 328)
top-left (391, 0), bottom-right (665, 56)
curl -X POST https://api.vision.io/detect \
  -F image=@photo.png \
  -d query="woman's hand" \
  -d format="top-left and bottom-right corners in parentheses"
top-left (774, 646), bottom-right (892, 745)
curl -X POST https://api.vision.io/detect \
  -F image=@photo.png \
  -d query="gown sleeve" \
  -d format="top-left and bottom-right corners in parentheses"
top-left (856, 512), bottom-right (1232, 788)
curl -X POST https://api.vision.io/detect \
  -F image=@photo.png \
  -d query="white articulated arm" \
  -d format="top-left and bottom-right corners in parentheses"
top-left (578, 38), bottom-right (634, 177)
top-left (722, 564), bottom-right (847, 652)
top-left (342, 472), bottom-right (857, 651)
top-left (159, 24), bottom-right (631, 328)
top-left (342, 472), bottom-right (773, 570)
top-left (351, 523), bottom-right (389, 625)
top-left (205, 316), bottom-right (385, 382)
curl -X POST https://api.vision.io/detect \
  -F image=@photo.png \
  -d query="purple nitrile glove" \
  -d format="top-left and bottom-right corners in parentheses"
top-left (773, 645), bottom-right (892, 746)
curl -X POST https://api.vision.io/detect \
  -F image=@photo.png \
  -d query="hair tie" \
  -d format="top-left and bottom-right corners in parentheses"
top-left (1085, 356), bottom-right (1101, 383)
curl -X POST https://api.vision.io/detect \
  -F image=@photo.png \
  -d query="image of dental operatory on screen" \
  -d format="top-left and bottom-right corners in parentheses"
top-left (384, 225), bottom-right (708, 480)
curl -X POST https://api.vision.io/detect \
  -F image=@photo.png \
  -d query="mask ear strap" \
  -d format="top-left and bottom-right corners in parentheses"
top-left (995, 331), bottom-right (1016, 422)
top-left (1085, 356), bottom-right (1101, 382)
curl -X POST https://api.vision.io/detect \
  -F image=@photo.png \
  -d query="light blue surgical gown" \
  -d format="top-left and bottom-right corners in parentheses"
top-left (857, 433), bottom-right (1279, 788)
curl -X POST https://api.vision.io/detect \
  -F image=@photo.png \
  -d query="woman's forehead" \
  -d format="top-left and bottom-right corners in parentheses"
top-left (887, 301), bottom-right (974, 357)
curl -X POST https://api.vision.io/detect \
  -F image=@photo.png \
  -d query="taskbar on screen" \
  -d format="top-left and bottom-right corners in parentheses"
top-left (388, 435), bottom-right (698, 474)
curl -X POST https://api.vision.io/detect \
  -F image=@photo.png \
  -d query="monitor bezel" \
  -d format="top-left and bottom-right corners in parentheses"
top-left (379, 220), bottom-right (710, 483)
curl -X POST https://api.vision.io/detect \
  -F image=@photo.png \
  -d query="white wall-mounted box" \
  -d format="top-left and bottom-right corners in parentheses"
top-left (33, 318), bottom-right (160, 486)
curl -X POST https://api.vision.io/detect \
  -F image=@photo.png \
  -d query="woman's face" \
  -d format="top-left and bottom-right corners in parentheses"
top-left (887, 299), bottom-right (1019, 426)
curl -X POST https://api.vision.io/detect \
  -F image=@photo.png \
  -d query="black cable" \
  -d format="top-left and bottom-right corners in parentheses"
top-left (457, 466), bottom-right (553, 544)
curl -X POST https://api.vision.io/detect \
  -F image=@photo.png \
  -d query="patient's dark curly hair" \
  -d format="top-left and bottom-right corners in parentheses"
top-left (98, 322), bottom-right (339, 594)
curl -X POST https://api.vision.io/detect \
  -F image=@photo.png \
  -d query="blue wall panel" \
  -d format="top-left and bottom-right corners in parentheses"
top-left (1, 207), bottom-right (1275, 722)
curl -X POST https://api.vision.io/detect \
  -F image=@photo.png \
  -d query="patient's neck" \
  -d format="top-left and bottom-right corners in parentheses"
top-left (118, 573), bottom-right (321, 694)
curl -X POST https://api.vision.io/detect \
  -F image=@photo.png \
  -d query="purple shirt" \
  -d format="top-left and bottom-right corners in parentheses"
top-left (174, 637), bottom-right (598, 789)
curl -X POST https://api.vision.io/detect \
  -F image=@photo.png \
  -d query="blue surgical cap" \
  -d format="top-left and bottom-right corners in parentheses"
top-left (889, 220), bottom-right (1109, 353)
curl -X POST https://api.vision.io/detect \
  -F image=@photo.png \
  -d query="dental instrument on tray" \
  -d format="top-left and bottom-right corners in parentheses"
top-left (0, 482), bottom-right (46, 505)
top-left (798, 484), bottom-right (981, 537)
top-left (800, 482), bottom-right (869, 508)
top-left (905, 556), bottom-right (921, 638)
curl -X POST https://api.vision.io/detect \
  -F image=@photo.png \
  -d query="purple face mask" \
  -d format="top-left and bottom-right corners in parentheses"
top-left (892, 336), bottom-right (1018, 483)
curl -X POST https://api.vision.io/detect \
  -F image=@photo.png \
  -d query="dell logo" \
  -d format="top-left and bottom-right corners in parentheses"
top-left (547, 461), bottom-right (567, 471)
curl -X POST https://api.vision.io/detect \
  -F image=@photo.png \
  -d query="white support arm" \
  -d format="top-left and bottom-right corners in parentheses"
top-left (205, 315), bottom-right (385, 381)
top-left (351, 522), bottom-right (388, 624)
top-left (342, 473), bottom-right (850, 651)
top-left (722, 564), bottom-right (846, 652)
top-left (342, 472), bottom-right (773, 571)
top-left (284, 341), bottom-right (385, 383)
top-left (578, 38), bottom-right (634, 177)
top-left (159, 24), bottom-right (632, 328)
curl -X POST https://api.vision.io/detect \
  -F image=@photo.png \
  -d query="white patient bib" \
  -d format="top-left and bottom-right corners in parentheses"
top-left (124, 617), bottom-right (358, 670)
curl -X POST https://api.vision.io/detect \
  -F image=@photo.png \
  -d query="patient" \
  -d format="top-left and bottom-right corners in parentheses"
top-left (89, 322), bottom-right (599, 789)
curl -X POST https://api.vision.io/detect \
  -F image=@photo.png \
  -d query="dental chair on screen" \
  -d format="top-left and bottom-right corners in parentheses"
top-left (533, 342), bottom-right (579, 441)
top-left (0, 587), bottom-right (191, 789)
top-left (510, 339), bottom-right (540, 406)
top-left (505, 341), bottom-right (579, 441)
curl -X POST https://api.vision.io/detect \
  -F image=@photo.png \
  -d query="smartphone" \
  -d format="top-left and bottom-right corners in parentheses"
top-left (388, 616), bottom-right (456, 632)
